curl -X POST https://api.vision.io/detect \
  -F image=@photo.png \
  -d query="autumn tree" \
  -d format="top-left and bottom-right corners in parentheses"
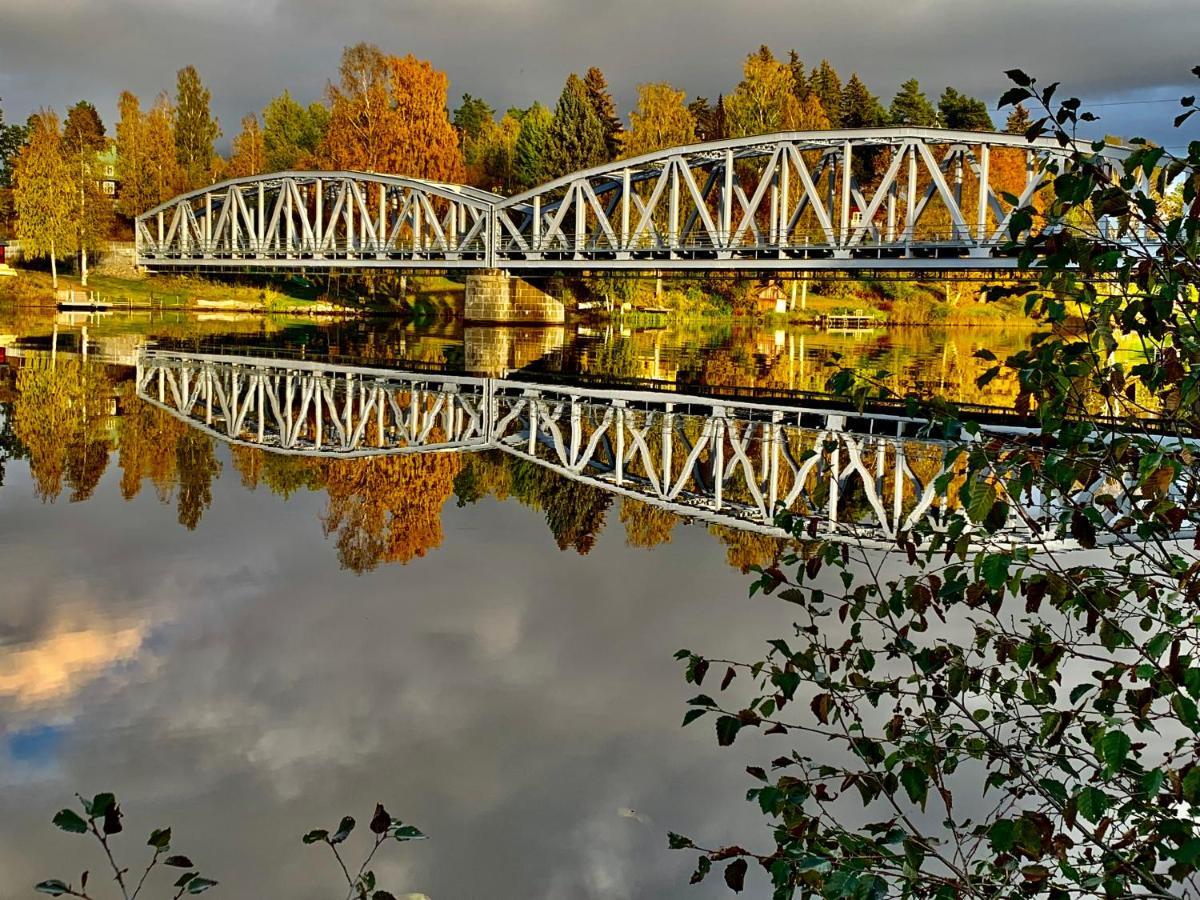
top-left (323, 44), bottom-right (465, 182)
top-left (262, 91), bottom-right (329, 171)
top-left (545, 73), bottom-right (608, 179)
top-left (13, 111), bottom-right (74, 287)
top-left (688, 96), bottom-right (726, 142)
top-left (115, 92), bottom-right (150, 218)
top-left (174, 65), bottom-right (220, 189)
top-left (938, 85), bottom-right (993, 130)
top-left (623, 82), bottom-right (696, 157)
top-left (146, 94), bottom-right (185, 205)
top-left (62, 101), bottom-right (112, 285)
top-left (808, 60), bottom-right (844, 128)
top-left (1004, 102), bottom-right (1033, 135)
top-left (889, 78), bottom-right (939, 126)
top-left (620, 497), bottom-right (679, 548)
top-left (472, 113), bottom-right (521, 192)
top-left (584, 67), bottom-right (623, 158)
top-left (513, 101), bottom-right (553, 189)
top-left (225, 114), bottom-right (266, 178)
top-left (726, 48), bottom-right (806, 138)
top-left (175, 430), bottom-right (220, 530)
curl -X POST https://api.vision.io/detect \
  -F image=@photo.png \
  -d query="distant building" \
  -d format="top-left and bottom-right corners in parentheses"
top-left (96, 145), bottom-right (118, 197)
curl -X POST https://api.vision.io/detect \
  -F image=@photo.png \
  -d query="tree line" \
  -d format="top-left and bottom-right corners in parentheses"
top-left (0, 41), bottom-right (1033, 277)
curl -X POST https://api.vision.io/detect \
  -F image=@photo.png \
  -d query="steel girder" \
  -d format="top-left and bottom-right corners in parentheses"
top-left (135, 128), bottom-right (1137, 273)
top-left (135, 172), bottom-right (502, 269)
top-left (134, 349), bottom-right (1188, 550)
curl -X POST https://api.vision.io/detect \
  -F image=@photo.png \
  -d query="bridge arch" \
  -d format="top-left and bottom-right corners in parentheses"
top-left (135, 171), bottom-right (502, 268)
top-left (492, 127), bottom-right (1132, 269)
top-left (135, 129), bottom-right (1135, 272)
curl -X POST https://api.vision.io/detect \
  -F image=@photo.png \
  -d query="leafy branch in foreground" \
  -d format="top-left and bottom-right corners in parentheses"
top-left (302, 802), bottom-right (427, 900)
top-left (36, 794), bottom-right (425, 900)
top-left (36, 792), bottom-right (216, 899)
top-left (671, 66), bottom-right (1200, 898)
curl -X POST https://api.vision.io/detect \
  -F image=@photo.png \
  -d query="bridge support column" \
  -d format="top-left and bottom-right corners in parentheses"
top-left (465, 269), bottom-right (565, 324)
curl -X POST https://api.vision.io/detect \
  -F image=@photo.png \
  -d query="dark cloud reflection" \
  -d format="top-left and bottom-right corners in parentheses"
top-left (0, 446), bottom-right (795, 898)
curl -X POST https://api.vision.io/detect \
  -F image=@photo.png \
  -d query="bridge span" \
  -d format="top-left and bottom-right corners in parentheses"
top-left (135, 128), bottom-right (1137, 273)
top-left (135, 349), bottom-right (1166, 550)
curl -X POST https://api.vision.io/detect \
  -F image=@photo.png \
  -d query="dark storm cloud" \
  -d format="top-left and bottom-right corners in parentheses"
top-left (1, 0), bottom-right (1197, 145)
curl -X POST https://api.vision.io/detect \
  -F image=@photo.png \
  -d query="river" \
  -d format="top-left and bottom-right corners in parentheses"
top-left (0, 309), bottom-right (1041, 898)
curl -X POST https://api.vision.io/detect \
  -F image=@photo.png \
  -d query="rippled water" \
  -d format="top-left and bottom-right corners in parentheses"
top-left (0, 310), bottom-right (1040, 898)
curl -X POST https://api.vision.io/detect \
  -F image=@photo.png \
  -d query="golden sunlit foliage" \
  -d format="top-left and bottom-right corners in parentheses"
top-left (623, 83), bottom-right (697, 159)
top-left (322, 44), bottom-right (465, 183)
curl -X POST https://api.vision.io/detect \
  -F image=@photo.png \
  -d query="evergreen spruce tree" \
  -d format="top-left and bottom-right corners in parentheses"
top-left (1004, 102), bottom-right (1033, 135)
top-left (938, 86), bottom-right (994, 130)
top-left (809, 60), bottom-right (843, 127)
top-left (888, 78), bottom-right (939, 126)
top-left (583, 67), bottom-right (622, 159)
top-left (546, 74), bottom-right (608, 179)
top-left (513, 102), bottom-right (552, 189)
top-left (841, 74), bottom-right (886, 127)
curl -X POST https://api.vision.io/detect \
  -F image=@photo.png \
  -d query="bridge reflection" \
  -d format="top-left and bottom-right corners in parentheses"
top-left (134, 349), bottom-right (1049, 546)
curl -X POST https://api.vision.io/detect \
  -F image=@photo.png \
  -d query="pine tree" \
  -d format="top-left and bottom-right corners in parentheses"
top-left (0, 98), bottom-right (28, 189)
top-left (809, 60), bottom-right (844, 128)
top-left (513, 101), bottom-right (552, 189)
top-left (938, 87), bottom-right (994, 130)
top-left (841, 74), bottom-right (885, 128)
top-left (583, 67), bottom-right (622, 159)
top-left (546, 74), bottom-right (607, 179)
top-left (889, 78), bottom-right (939, 126)
top-left (13, 111), bottom-right (74, 287)
top-left (787, 51), bottom-right (807, 101)
top-left (174, 65), bottom-right (220, 190)
top-left (1004, 103), bottom-right (1033, 135)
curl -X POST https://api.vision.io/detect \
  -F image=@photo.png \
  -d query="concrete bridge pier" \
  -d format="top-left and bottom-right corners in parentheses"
top-left (465, 270), bottom-right (565, 324)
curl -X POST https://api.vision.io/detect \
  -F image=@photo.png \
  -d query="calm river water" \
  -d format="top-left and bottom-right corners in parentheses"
top-left (0, 310), bottom-right (1039, 898)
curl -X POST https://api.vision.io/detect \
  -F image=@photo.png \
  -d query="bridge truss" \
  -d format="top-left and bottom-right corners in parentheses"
top-left (135, 128), bottom-right (1135, 272)
top-left (135, 172), bottom-right (500, 269)
top-left (137, 350), bottom-right (1179, 550)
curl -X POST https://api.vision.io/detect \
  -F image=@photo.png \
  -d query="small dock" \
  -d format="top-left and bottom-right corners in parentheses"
top-left (55, 288), bottom-right (111, 311)
top-left (818, 311), bottom-right (878, 331)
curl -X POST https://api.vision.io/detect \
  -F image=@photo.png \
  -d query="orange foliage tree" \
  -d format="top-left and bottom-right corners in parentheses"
top-left (319, 451), bottom-right (462, 573)
top-left (322, 43), bottom-right (465, 182)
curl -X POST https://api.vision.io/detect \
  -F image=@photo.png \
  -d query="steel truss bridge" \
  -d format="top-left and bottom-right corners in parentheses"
top-left (135, 128), bottom-right (1136, 273)
top-left (135, 350), bottom-right (1175, 549)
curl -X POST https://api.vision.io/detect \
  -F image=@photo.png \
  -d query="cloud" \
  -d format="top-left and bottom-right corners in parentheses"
top-left (1, 0), bottom-right (1197, 149)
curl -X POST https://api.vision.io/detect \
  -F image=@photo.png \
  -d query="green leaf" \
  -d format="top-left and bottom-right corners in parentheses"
top-left (1100, 731), bottom-right (1132, 773)
top-left (899, 767), bottom-right (929, 809)
top-left (34, 880), bottom-right (71, 896)
top-left (164, 855), bottom-right (194, 868)
top-left (301, 829), bottom-right (328, 845)
top-left (715, 715), bottom-right (742, 747)
top-left (979, 553), bottom-right (1011, 590)
top-left (186, 876), bottom-right (218, 894)
top-left (988, 819), bottom-right (1016, 853)
top-left (174, 872), bottom-right (199, 888)
top-left (392, 824), bottom-right (425, 841)
top-left (52, 810), bottom-right (88, 834)
top-left (1077, 786), bottom-right (1109, 824)
top-left (668, 832), bottom-right (694, 849)
top-left (682, 708), bottom-right (707, 727)
top-left (148, 827), bottom-right (172, 850)
top-left (90, 793), bottom-right (115, 818)
top-left (966, 480), bottom-right (996, 524)
top-left (330, 816), bottom-right (355, 844)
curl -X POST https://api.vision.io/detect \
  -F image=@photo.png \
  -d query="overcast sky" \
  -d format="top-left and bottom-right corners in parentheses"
top-left (1, 0), bottom-right (1198, 151)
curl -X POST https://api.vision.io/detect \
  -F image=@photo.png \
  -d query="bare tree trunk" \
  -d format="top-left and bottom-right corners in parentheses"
top-left (81, 245), bottom-right (88, 288)
top-left (50, 240), bottom-right (58, 289)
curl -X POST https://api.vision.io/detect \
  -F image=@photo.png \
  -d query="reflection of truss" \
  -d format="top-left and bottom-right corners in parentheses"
top-left (138, 351), bottom-right (1190, 549)
top-left (135, 129), bottom-right (1139, 271)
top-left (136, 352), bottom-right (490, 456)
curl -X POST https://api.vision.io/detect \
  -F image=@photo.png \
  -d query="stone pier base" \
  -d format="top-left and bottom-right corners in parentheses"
top-left (464, 326), bottom-right (567, 378)
top-left (464, 270), bottom-right (565, 324)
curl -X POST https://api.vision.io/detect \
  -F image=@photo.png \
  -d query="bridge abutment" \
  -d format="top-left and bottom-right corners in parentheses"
top-left (465, 270), bottom-right (564, 324)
